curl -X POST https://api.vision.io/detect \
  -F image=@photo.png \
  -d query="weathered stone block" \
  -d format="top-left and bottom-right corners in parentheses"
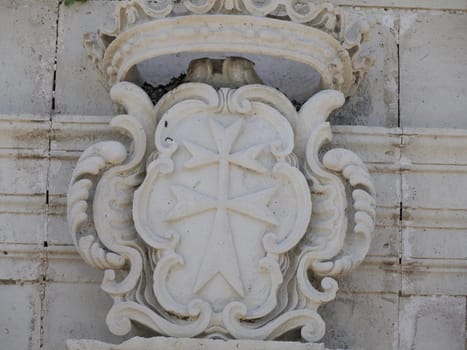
top-left (330, 9), bottom-right (398, 127)
top-left (399, 296), bottom-right (466, 350)
top-left (0, 115), bottom-right (49, 151)
top-left (48, 212), bottom-right (73, 245)
top-left (55, 1), bottom-right (119, 115)
top-left (42, 282), bottom-right (123, 350)
top-left (402, 259), bottom-right (467, 296)
top-left (315, 0), bottom-right (467, 10)
top-left (402, 128), bottom-right (467, 165)
top-left (48, 157), bottom-right (77, 197)
top-left (0, 157), bottom-right (48, 195)
top-left (46, 246), bottom-right (103, 283)
top-left (375, 168), bottom-right (401, 200)
top-left (0, 0), bottom-right (57, 114)
top-left (0, 284), bottom-right (41, 350)
top-left (0, 195), bottom-right (46, 244)
top-left (400, 12), bottom-right (467, 128)
top-left (403, 227), bottom-right (467, 260)
top-left (51, 115), bottom-right (115, 153)
top-left (0, 244), bottom-right (43, 281)
top-left (338, 258), bottom-right (400, 293)
top-left (321, 293), bottom-right (398, 350)
top-left (331, 126), bottom-right (401, 164)
top-left (371, 207), bottom-right (400, 257)
top-left (67, 337), bottom-right (327, 350)
top-left (402, 170), bottom-right (467, 210)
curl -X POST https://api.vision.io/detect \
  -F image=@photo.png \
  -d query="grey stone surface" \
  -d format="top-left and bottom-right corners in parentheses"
top-left (0, 116), bottom-right (50, 198)
top-left (402, 170), bottom-right (467, 210)
top-left (67, 337), bottom-right (327, 350)
top-left (47, 210), bottom-right (73, 245)
top-left (55, 1), bottom-right (119, 116)
top-left (372, 207), bottom-right (400, 257)
top-left (0, 284), bottom-right (41, 350)
top-left (400, 12), bottom-right (467, 128)
top-left (321, 293), bottom-right (399, 350)
top-left (0, 244), bottom-right (43, 281)
top-left (0, 115), bottom-right (49, 151)
top-left (0, 157), bottom-right (48, 195)
top-left (0, 0), bottom-right (57, 114)
top-left (42, 282), bottom-right (124, 350)
top-left (338, 259), bottom-right (400, 293)
top-left (401, 260), bottom-right (467, 296)
top-left (403, 227), bottom-right (467, 260)
top-left (0, 209), bottom-right (46, 244)
top-left (46, 246), bottom-right (104, 283)
top-left (312, 0), bottom-right (467, 10)
top-left (399, 296), bottom-right (466, 350)
top-left (331, 9), bottom-right (399, 127)
top-left (402, 128), bottom-right (467, 165)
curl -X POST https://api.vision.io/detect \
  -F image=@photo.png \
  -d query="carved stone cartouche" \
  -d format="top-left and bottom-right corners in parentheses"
top-left (67, 58), bottom-right (375, 344)
top-left (68, 0), bottom-right (376, 347)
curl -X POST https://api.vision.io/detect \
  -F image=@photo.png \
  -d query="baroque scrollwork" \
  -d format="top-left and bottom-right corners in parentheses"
top-left (72, 0), bottom-right (376, 343)
top-left (68, 74), bottom-right (375, 342)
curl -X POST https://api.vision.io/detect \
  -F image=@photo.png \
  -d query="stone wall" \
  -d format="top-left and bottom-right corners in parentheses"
top-left (0, 1), bottom-right (466, 349)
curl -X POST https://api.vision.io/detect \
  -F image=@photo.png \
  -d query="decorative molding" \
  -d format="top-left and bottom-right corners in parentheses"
top-left (403, 207), bottom-right (467, 229)
top-left (49, 116), bottom-right (467, 166)
top-left (309, 0), bottom-right (467, 11)
top-left (401, 258), bottom-right (467, 297)
top-left (0, 243), bottom-right (43, 258)
top-left (0, 194), bottom-right (46, 214)
top-left (66, 337), bottom-right (329, 350)
top-left (83, 0), bottom-right (374, 96)
top-left (0, 115), bottom-right (49, 154)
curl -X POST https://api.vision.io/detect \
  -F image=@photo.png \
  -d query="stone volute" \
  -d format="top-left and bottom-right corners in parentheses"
top-left (67, 1), bottom-right (376, 349)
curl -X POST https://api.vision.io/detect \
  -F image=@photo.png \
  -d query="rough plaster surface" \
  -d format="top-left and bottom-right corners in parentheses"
top-left (0, 1), bottom-right (466, 349)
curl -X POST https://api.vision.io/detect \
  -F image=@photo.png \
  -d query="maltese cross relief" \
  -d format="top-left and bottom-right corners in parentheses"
top-left (69, 81), bottom-right (375, 340)
top-left (166, 119), bottom-right (278, 297)
top-left (66, 0), bottom-right (378, 340)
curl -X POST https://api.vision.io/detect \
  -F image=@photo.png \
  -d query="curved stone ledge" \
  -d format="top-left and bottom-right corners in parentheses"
top-left (66, 337), bottom-right (328, 350)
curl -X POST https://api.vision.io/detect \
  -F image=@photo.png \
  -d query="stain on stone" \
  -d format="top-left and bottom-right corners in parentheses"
top-left (142, 74), bottom-right (186, 105)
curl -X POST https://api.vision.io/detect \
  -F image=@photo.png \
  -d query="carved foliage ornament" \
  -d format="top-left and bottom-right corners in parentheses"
top-left (68, 81), bottom-right (375, 341)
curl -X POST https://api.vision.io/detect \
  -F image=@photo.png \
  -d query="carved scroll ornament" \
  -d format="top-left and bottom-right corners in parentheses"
top-left (68, 80), bottom-right (375, 342)
top-left (68, 0), bottom-right (376, 344)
